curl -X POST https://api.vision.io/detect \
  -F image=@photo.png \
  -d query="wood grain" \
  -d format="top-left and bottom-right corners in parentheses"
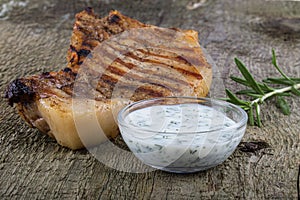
top-left (0, 0), bottom-right (299, 199)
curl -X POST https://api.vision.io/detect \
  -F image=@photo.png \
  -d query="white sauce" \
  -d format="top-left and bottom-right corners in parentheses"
top-left (121, 104), bottom-right (245, 172)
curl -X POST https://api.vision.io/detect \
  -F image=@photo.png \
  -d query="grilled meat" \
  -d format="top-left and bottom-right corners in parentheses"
top-left (5, 8), bottom-right (212, 149)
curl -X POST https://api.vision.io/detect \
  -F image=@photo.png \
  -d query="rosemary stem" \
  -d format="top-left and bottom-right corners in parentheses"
top-left (251, 83), bottom-right (300, 105)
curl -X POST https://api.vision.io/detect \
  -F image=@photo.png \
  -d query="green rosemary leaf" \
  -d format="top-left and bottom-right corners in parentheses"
top-left (271, 49), bottom-right (278, 69)
top-left (277, 93), bottom-right (291, 97)
top-left (254, 102), bottom-right (262, 127)
top-left (291, 78), bottom-right (300, 82)
top-left (244, 93), bottom-right (263, 98)
top-left (264, 77), bottom-right (300, 84)
top-left (236, 90), bottom-right (262, 98)
top-left (272, 49), bottom-right (294, 83)
top-left (248, 107), bottom-right (255, 126)
top-left (263, 78), bottom-right (293, 86)
top-left (230, 76), bottom-right (251, 87)
top-left (261, 83), bottom-right (274, 92)
top-left (225, 89), bottom-right (249, 105)
top-left (231, 76), bottom-right (273, 92)
top-left (234, 58), bottom-right (264, 95)
top-left (261, 78), bottom-right (275, 84)
top-left (240, 105), bottom-right (251, 111)
top-left (276, 96), bottom-right (291, 115)
top-left (291, 86), bottom-right (300, 96)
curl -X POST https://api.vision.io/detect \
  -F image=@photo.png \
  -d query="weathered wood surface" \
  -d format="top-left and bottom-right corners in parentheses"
top-left (0, 0), bottom-right (299, 199)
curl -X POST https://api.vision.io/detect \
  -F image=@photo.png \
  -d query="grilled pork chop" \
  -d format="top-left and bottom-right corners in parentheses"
top-left (5, 8), bottom-right (212, 149)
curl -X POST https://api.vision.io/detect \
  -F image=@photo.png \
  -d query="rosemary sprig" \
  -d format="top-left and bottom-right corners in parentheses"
top-left (224, 49), bottom-right (300, 127)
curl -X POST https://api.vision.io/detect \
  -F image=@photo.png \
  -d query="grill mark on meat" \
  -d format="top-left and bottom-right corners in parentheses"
top-left (106, 64), bottom-right (127, 76)
top-left (95, 74), bottom-right (172, 100)
top-left (114, 58), bottom-right (135, 69)
top-left (117, 84), bottom-right (167, 101)
top-left (135, 48), bottom-right (209, 72)
top-left (102, 42), bottom-right (203, 80)
top-left (79, 43), bottom-right (187, 94)
top-left (112, 60), bottom-right (188, 90)
top-left (83, 42), bottom-right (195, 91)
top-left (114, 58), bottom-right (189, 85)
top-left (80, 58), bottom-right (179, 99)
top-left (102, 40), bottom-right (202, 76)
top-left (81, 62), bottom-right (181, 98)
top-left (137, 49), bottom-right (193, 66)
top-left (98, 73), bottom-right (118, 88)
top-left (138, 85), bottom-right (169, 97)
top-left (105, 63), bottom-right (182, 93)
top-left (91, 42), bottom-right (190, 87)
top-left (125, 52), bottom-right (203, 79)
top-left (76, 44), bottom-right (182, 92)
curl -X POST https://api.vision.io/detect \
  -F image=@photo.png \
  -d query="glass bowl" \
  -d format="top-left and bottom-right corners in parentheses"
top-left (117, 97), bottom-right (248, 173)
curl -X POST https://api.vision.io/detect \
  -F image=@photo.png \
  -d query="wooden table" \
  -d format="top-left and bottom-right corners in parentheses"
top-left (1, 0), bottom-right (299, 199)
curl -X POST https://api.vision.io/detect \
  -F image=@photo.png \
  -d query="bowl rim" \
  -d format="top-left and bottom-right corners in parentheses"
top-left (117, 96), bottom-right (248, 135)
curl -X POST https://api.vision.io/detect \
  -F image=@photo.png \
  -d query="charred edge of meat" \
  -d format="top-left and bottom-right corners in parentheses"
top-left (63, 67), bottom-right (72, 73)
top-left (77, 49), bottom-right (91, 57)
top-left (41, 71), bottom-right (52, 78)
top-left (61, 68), bottom-right (78, 78)
top-left (5, 79), bottom-right (35, 106)
top-left (84, 7), bottom-right (94, 15)
top-left (69, 45), bottom-right (92, 64)
top-left (108, 14), bottom-right (121, 24)
top-left (70, 45), bottom-right (76, 52)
